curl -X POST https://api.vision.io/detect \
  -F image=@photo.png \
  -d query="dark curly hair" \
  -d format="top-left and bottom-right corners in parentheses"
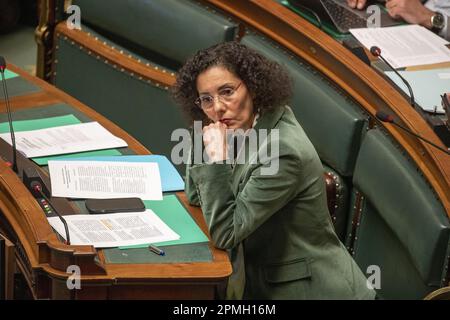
top-left (171, 41), bottom-right (293, 122)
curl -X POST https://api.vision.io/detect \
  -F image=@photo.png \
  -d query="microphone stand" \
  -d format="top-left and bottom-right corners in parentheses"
top-left (0, 69), bottom-right (18, 173)
top-left (370, 46), bottom-right (415, 108)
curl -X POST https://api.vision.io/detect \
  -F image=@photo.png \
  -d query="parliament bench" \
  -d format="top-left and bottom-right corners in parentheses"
top-left (38, 0), bottom-right (450, 299)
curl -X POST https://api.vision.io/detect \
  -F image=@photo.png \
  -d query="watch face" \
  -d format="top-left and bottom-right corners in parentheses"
top-left (432, 13), bottom-right (445, 29)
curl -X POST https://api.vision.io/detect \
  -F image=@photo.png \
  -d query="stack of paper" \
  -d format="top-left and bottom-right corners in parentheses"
top-left (120, 194), bottom-right (209, 249)
top-left (62, 155), bottom-right (185, 192)
top-left (350, 25), bottom-right (450, 69)
top-left (0, 121), bottom-right (128, 158)
top-left (48, 210), bottom-right (180, 248)
top-left (48, 160), bottom-right (163, 200)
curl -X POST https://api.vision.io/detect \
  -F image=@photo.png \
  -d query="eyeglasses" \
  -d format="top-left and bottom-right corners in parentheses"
top-left (194, 82), bottom-right (242, 110)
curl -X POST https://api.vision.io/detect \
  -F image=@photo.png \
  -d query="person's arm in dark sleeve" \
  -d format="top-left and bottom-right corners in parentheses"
top-left (188, 149), bottom-right (302, 250)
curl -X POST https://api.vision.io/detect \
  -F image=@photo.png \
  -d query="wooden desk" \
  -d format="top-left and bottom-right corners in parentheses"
top-left (0, 65), bottom-right (232, 299)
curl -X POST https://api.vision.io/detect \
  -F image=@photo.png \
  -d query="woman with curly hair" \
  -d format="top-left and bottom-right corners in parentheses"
top-left (171, 41), bottom-right (375, 300)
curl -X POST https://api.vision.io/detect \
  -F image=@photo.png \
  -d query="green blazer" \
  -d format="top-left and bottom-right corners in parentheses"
top-left (186, 105), bottom-right (375, 300)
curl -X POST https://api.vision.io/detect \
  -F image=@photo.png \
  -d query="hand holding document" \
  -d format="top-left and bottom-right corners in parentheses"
top-left (350, 25), bottom-right (450, 69)
top-left (47, 210), bottom-right (180, 248)
top-left (48, 160), bottom-right (163, 200)
top-left (0, 122), bottom-right (127, 158)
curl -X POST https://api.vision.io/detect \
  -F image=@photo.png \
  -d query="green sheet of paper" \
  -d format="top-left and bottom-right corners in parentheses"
top-left (3, 69), bottom-right (19, 80)
top-left (0, 114), bottom-right (122, 165)
top-left (120, 194), bottom-right (209, 249)
top-left (32, 148), bottom-right (122, 165)
top-left (0, 114), bottom-right (81, 133)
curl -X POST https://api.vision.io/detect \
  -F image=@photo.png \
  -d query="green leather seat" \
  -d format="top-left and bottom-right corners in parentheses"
top-left (241, 33), bottom-right (367, 177)
top-left (349, 128), bottom-right (450, 299)
top-left (73, 0), bottom-right (238, 70)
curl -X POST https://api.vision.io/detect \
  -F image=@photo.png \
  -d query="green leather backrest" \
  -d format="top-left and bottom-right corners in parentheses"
top-left (352, 129), bottom-right (450, 299)
top-left (241, 34), bottom-right (366, 177)
top-left (53, 31), bottom-right (188, 174)
top-left (73, 0), bottom-right (238, 68)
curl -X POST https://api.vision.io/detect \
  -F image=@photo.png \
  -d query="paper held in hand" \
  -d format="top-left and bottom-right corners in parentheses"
top-left (47, 210), bottom-right (180, 248)
top-left (48, 160), bottom-right (163, 200)
top-left (350, 25), bottom-right (450, 69)
top-left (0, 122), bottom-right (128, 158)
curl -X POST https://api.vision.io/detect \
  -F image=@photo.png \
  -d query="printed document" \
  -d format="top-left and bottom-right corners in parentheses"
top-left (0, 122), bottom-right (127, 158)
top-left (48, 210), bottom-right (180, 248)
top-left (350, 25), bottom-right (450, 69)
top-left (48, 160), bottom-right (163, 200)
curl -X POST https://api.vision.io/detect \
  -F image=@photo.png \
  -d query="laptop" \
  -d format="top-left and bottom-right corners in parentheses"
top-left (287, 0), bottom-right (402, 33)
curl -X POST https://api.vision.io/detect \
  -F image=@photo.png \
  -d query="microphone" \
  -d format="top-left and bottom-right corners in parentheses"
top-left (376, 111), bottom-right (450, 155)
top-left (30, 181), bottom-right (71, 245)
top-left (370, 46), bottom-right (415, 108)
top-left (0, 56), bottom-right (19, 173)
top-left (23, 166), bottom-right (70, 244)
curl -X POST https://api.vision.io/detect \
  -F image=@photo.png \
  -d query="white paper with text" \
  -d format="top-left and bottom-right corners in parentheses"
top-left (0, 122), bottom-right (127, 158)
top-left (48, 210), bottom-right (179, 248)
top-left (350, 25), bottom-right (450, 69)
top-left (48, 160), bottom-right (163, 200)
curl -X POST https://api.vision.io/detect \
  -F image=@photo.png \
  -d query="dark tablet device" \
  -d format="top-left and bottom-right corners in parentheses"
top-left (85, 198), bottom-right (146, 214)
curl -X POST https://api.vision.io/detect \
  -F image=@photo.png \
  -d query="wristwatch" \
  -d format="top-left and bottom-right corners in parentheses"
top-left (431, 12), bottom-right (445, 33)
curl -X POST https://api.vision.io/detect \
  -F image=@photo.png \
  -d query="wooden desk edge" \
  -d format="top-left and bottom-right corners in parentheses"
top-left (0, 65), bottom-right (232, 285)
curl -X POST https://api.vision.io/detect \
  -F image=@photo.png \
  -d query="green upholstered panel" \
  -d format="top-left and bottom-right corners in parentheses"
top-left (73, 0), bottom-right (238, 66)
top-left (352, 198), bottom-right (435, 299)
top-left (352, 129), bottom-right (450, 299)
top-left (53, 35), bottom-right (187, 174)
top-left (77, 24), bottom-right (171, 73)
top-left (241, 34), bottom-right (366, 176)
top-left (323, 164), bottom-right (349, 242)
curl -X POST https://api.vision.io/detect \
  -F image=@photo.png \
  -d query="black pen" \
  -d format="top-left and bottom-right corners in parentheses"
top-left (148, 244), bottom-right (165, 256)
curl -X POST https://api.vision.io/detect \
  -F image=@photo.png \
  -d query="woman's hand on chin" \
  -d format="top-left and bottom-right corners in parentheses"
top-left (203, 122), bottom-right (229, 162)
